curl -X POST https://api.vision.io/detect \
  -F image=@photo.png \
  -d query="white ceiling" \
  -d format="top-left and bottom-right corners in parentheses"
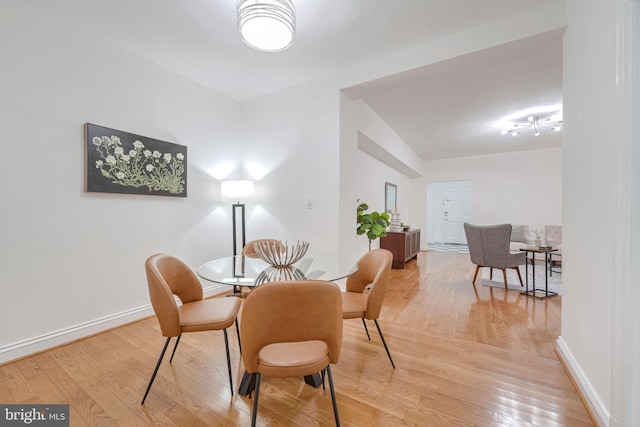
top-left (343, 29), bottom-right (563, 161)
top-left (30, 0), bottom-right (563, 162)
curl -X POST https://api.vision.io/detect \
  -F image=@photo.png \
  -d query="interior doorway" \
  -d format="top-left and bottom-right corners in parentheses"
top-left (426, 180), bottom-right (473, 244)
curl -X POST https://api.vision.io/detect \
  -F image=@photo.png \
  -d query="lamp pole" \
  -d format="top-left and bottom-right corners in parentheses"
top-left (232, 202), bottom-right (246, 256)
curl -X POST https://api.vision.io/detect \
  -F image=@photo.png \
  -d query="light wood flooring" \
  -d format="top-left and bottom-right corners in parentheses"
top-left (0, 251), bottom-right (593, 426)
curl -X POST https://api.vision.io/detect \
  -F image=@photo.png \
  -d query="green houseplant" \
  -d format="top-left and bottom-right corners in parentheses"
top-left (356, 201), bottom-right (390, 250)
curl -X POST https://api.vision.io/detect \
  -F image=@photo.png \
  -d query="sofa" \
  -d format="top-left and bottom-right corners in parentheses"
top-left (510, 224), bottom-right (562, 252)
top-left (544, 225), bottom-right (562, 252)
top-left (509, 224), bottom-right (532, 252)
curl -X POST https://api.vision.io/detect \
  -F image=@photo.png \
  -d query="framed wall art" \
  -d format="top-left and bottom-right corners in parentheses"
top-left (385, 182), bottom-right (397, 213)
top-left (84, 123), bottom-right (187, 197)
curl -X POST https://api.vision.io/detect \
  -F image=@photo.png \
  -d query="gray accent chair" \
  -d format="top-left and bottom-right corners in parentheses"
top-left (463, 223), bottom-right (526, 290)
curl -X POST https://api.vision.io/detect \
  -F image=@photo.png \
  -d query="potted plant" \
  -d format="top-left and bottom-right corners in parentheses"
top-left (356, 201), bottom-right (390, 250)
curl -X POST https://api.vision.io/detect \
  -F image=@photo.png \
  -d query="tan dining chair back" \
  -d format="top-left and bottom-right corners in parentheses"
top-left (241, 239), bottom-right (284, 258)
top-left (238, 239), bottom-right (285, 297)
top-left (342, 248), bottom-right (396, 368)
top-left (142, 253), bottom-right (241, 404)
top-left (241, 280), bottom-right (342, 426)
top-left (463, 223), bottom-right (526, 290)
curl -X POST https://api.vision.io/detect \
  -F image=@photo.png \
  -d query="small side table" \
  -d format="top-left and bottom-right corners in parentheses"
top-left (519, 247), bottom-right (559, 299)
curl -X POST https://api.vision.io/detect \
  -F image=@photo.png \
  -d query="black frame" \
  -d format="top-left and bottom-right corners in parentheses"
top-left (85, 123), bottom-right (187, 197)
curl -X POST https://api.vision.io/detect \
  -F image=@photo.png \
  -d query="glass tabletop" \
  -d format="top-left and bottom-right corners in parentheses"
top-left (197, 253), bottom-right (359, 287)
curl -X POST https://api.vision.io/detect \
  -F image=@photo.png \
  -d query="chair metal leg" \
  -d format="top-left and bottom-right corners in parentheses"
top-left (374, 319), bottom-right (395, 369)
top-left (326, 364), bottom-right (341, 427)
top-left (321, 368), bottom-right (326, 390)
top-left (490, 267), bottom-right (494, 280)
top-left (141, 337), bottom-right (171, 404)
top-left (251, 373), bottom-right (261, 427)
top-left (169, 334), bottom-right (181, 363)
top-left (235, 318), bottom-right (242, 354)
top-left (361, 318), bottom-right (371, 340)
top-left (248, 372), bottom-right (256, 398)
top-left (223, 329), bottom-right (234, 396)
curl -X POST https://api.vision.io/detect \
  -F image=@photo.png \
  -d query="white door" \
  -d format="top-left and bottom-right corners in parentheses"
top-left (427, 181), bottom-right (473, 244)
top-left (443, 188), bottom-right (472, 244)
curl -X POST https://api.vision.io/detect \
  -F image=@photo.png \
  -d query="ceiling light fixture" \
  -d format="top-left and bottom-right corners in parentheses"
top-left (237, 0), bottom-right (296, 52)
top-left (500, 114), bottom-right (563, 136)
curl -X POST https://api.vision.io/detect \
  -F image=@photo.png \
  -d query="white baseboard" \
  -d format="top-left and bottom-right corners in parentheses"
top-left (0, 283), bottom-right (228, 365)
top-left (556, 336), bottom-right (610, 427)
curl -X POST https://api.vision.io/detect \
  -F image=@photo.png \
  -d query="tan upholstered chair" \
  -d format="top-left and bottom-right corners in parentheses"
top-left (342, 248), bottom-right (396, 368)
top-left (463, 223), bottom-right (526, 290)
top-left (241, 239), bottom-right (284, 257)
top-left (142, 253), bottom-right (242, 404)
top-left (241, 280), bottom-right (342, 427)
top-left (238, 239), bottom-right (284, 297)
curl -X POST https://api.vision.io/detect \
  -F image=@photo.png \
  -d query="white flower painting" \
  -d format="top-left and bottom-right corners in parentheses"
top-left (85, 124), bottom-right (187, 197)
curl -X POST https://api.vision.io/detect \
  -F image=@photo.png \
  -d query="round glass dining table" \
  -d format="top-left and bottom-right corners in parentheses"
top-left (197, 252), bottom-right (359, 288)
top-left (197, 252), bottom-right (359, 396)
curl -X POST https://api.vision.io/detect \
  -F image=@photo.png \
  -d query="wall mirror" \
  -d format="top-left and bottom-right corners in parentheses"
top-left (385, 182), bottom-right (397, 213)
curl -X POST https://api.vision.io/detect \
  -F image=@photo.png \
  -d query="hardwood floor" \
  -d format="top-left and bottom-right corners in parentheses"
top-left (0, 251), bottom-right (593, 426)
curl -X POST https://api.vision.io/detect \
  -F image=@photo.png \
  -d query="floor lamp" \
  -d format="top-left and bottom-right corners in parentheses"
top-left (221, 180), bottom-right (255, 292)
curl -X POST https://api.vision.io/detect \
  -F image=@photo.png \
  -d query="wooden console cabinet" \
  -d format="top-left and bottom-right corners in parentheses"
top-left (380, 229), bottom-right (421, 269)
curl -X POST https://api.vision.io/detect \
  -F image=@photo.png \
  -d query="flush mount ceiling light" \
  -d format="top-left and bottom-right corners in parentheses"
top-left (500, 113), bottom-right (563, 136)
top-left (237, 0), bottom-right (296, 52)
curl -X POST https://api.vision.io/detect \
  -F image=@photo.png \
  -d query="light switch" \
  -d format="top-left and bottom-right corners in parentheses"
top-left (306, 199), bottom-right (313, 209)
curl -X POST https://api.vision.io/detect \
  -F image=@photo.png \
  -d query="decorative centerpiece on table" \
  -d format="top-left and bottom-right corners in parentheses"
top-left (532, 229), bottom-right (544, 247)
top-left (253, 240), bottom-right (309, 267)
top-left (388, 209), bottom-right (403, 232)
top-left (254, 265), bottom-right (307, 286)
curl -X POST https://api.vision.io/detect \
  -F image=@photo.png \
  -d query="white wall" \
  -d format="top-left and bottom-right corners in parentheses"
top-left (0, 3), bottom-right (243, 361)
top-left (558, 0), bottom-right (639, 426)
top-left (561, 0), bottom-right (615, 422)
top-left (339, 94), bottom-right (418, 258)
top-left (239, 80), bottom-right (342, 255)
top-left (414, 148), bottom-right (562, 243)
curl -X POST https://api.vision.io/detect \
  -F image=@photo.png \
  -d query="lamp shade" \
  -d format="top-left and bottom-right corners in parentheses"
top-left (237, 0), bottom-right (295, 52)
top-left (221, 180), bottom-right (254, 199)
